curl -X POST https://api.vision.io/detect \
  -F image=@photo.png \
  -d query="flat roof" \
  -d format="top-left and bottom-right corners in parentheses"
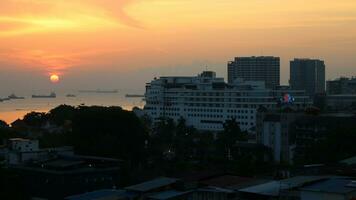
top-left (340, 156), bottom-right (356, 165)
top-left (238, 181), bottom-right (283, 197)
top-left (148, 190), bottom-right (192, 200)
top-left (197, 186), bottom-right (234, 193)
top-left (125, 177), bottom-right (179, 192)
top-left (301, 178), bottom-right (356, 194)
top-left (66, 189), bottom-right (133, 200)
top-left (238, 176), bottom-right (328, 196)
top-left (9, 138), bottom-right (32, 142)
top-left (45, 159), bottom-right (85, 168)
top-left (200, 175), bottom-right (267, 189)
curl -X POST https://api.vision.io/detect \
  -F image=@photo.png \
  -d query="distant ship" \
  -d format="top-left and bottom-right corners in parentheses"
top-left (8, 94), bottom-right (25, 99)
top-left (32, 92), bottom-right (56, 98)
top-left (66, 94), bottom-right (76, 98)
top-left (78, 89), bottom-right (118, 94)
top-left (125, 94), bottom-right (145, 98)
top-left (0, 97), bottom-right (10, 102)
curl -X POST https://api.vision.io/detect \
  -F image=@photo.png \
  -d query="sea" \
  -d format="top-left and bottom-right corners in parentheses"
top-left (0, 90), bottom-right (145, 124)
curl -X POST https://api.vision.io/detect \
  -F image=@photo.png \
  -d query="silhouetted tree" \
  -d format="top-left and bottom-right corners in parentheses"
top-left (0, 120), bottom-right (8, 128)
top-left (48, 104), bottom-right (76, 125)
top-left (68, 106), bottom-right (149, 165)
top-left (217, 118), bottom-right (247, 160)
top-left (23, 112), bottom-right (47, 127)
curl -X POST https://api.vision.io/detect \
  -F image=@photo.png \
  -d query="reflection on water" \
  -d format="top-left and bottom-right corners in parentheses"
top-left (0, 92), bottom-right (144, 124)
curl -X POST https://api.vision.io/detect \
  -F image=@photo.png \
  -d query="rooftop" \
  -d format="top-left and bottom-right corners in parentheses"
top-left (340, 156), bottom-right (356, 165)
top-left (125, 177), bottom-right (179, 193)
top-left (197, 186), bottom-right (235, 193)
top-left (301, 178), bottom-right (356, 194)
top-left (66, 189), bottom-right (135, 200)
top-left (200, 175), bottom-right (269, 190)
top-left (9, 138), bottom-right (31, 142)
top-left (239, 176), bottom-right (328, 197)
top-left (148, 190), bottom-right (192, 200)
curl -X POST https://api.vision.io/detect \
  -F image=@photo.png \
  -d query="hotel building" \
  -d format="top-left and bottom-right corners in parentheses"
top-left (144, 71), bottom-right (312, 132)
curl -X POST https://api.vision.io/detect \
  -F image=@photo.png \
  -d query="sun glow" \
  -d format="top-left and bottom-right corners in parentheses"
top-left (50, 74), bottom-right (60, 83)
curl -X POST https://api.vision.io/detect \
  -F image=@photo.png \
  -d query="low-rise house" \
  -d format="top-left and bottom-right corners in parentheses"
top-left (3, 138), bottom-right (121, 200)
top-left (5, 138), bottom-right (74, 165)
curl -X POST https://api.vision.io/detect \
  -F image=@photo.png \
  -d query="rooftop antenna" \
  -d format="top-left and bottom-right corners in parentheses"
top-left (205, 65), bottom-right (208, 71)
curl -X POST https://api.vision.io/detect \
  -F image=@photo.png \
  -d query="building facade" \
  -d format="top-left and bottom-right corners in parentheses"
top-left (327, 77), bottom-right (356, 95)
top-left (256, 111), bottom-right (304, 164)
top-left (292, 113), bottom-right (356, 164)
top-left (144, 71), bottom-right (312, 132)
top-left (227, 56), bottom-right (280, 89)
top-left (290, 58), bottom-right (326, 97)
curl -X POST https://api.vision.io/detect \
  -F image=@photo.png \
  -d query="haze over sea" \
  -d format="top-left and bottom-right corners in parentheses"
top-left (0, 90), bottom-right (144, 124)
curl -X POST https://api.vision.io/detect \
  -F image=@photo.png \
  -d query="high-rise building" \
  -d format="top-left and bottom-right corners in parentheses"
top-left (290, 59), bottom-right (326, 96)
top-left (144, 71), bottom-right (311, 132)
top-left (227, 56), bottom-right (280, 89)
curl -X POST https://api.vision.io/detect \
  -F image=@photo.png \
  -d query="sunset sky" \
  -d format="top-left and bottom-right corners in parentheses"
top-left (1, 0), bottom-right (356, 93)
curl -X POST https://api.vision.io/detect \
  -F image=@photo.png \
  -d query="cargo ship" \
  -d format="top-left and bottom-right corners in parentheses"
top-left (8, 94), bottom-right (25, 99)
top-left (32, 92), bottom-right (56, 98)
top-left (66, 94), bottom-right (76, 97)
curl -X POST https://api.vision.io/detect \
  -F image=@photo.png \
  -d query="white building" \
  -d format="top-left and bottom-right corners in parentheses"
top-left (256, 112), bottom-right (304, 164)
top-left (9, 138), bottom-right (39, 152)
top-left (5, 138), bottom-right (73, 165)
top-left (144, 71), bottom-right (312, 132)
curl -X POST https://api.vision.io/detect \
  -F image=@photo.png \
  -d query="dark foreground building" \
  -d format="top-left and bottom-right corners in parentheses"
top-left (10, 155), bottom-right (121, 200)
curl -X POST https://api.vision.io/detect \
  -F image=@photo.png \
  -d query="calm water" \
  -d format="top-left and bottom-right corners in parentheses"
top-left (0, 91), bottom-right (145, 124)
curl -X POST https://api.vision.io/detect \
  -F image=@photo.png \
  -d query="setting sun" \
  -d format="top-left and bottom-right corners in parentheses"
top-left (50, 74), bottom-right (60, 83)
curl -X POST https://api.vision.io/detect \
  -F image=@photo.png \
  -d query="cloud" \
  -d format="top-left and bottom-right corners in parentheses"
top-left (0, 48), bottom-right (129, 75)
top-left (0, 0), bottom-right (143, 36)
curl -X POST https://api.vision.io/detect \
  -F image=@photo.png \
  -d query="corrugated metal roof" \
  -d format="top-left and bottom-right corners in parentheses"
top-left (65, 189), bottom-right (134, 200)
top-left (125, 177), bottom-right (179, 192)
top-left (148, 190), bottom-right (192, 200)
top-left (301, 178), bottom-right (356, 194)
top-left (197, 186), bottom-right (235, 193)
top-left (340, 156), bottom-right (356, 165)
top-left (238, 181), bottom-right (283, 197)
top-left (280, 176), bottom-right (328, 188)
top-left (238, 176), bottom-right (328, 196)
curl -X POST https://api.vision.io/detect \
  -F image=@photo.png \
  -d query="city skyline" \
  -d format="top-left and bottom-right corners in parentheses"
top-left (0, 0), bottom-right (356, 93)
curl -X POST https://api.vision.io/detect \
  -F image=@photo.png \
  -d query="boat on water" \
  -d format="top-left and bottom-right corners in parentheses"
top-left (78, 89), bottom-right (118, 94)
top-left (8, 93), bottom-right (25, 99)
top-left (32, 92), bottom-right (56, 98)
top-left (66, 94), bottom-right (76, 97)
top-left (125, 94), bottom-right (145, 98)
top-left (0, 97), bottom-right (11, 101)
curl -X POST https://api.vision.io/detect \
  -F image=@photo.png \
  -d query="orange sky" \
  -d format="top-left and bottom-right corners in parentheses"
top-left (0, 0), bottom-right (356, 91)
